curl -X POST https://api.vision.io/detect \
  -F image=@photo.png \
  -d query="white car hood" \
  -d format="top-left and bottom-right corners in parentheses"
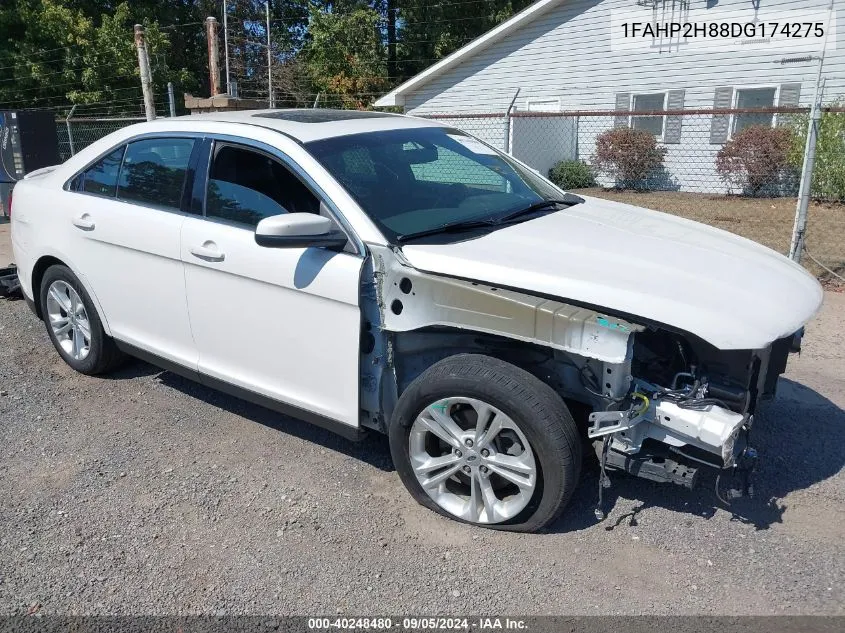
top-left (400, 195), bottom-right (823, 350)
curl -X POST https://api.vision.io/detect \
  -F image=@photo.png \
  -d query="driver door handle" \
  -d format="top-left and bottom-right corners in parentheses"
top-left (72, 214), bottom-right (95, 231)
top-left (190, 243), bottom-right (225, 262)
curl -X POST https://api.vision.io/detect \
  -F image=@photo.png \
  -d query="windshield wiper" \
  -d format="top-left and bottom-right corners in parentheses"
top-left (395, 194), bottom-right (585, 244)
top-left (497, 193), bottom-right (585, 224)
top-left (396, 219), bottom-right (498, 243)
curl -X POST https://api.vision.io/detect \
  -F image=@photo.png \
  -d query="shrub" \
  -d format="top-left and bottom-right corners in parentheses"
top-left (592, 127), bottom-right (667, 189)
top-left (787, 106), bottom-right (845, 201)
top-left (548, 160), bottom-right (596, 189)
top-left (715, 125), bottom-right (795, 196)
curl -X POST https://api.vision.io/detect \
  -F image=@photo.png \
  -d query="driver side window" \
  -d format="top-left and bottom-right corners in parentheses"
top-left (205, 143), bottom-right (319, 227)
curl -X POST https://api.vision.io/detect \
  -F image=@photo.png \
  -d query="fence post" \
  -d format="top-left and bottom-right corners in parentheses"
top-left (134, 25), bottom-right (156, 121)
top-left (504, 88), bottom-right (520, 154)
top-left (167, 82), bottom-right (176, 117)
top-left (65, 104), bottom-right (78, 157)
top-left (789, 80), bottom-right (825, 263)
top-left (788, 0), bottom-right (833, 263)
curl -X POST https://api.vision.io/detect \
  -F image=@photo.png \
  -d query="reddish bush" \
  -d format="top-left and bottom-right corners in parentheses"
top-left (716, 125), bottom-right (795, 195)
top-left (592, 127), bottom-right (667, 188)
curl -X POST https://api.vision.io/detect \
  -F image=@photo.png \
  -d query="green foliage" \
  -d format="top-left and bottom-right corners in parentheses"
top-left (305, 3), bottom-right (387, 108)
top-left (592, 128), bottom-right (667, 189)
top-left (787, 105), bottom-right (845, 201)
top-left (0, 0), bottom-right (534, 113)
top-left (0, 1), bottom-right (192, 115)
top-left (394, 1), bottom-right (534, 80)
top-left (715, 125), bottom-right (795, 196)
top-left (548, 160), bottom-right (595, 190)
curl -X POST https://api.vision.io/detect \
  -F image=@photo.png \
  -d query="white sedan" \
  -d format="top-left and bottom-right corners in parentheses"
top-left (10, 109), bottom-right (822, 531)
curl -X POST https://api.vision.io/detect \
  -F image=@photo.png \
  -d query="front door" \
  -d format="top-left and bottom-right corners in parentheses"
top-left (180, 140), bottom-right (363, 428)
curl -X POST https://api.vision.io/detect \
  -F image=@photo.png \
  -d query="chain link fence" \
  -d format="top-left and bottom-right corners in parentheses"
top-left (419, 107), bottom-right (845, 282)
top-left (56, 117), bottom-right (146, 162)
top-left (47, 107), bottom-right (844, 282)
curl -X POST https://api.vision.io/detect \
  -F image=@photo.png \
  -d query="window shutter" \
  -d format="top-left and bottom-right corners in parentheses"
top-left (614, 92), bottom-right (630, 128)
top-left (663, 89), bottom-right (685, 143)
top-left (776, 83), bottom-right (802, 127)
top-left (779, 83), bottom-right (801, 107)
top-left (709, 87), bottom-right (734, 144)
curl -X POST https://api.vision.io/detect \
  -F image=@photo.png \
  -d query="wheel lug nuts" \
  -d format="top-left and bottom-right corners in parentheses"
top-left (481, 449), bottom-right (489, 457)
top-left (462, 466), bottom-right (471, 474)
top-left (455, 450), bottom-right (462, 458)
top-left (480, 466), bottom-right (489, 475)
top-left (465, 439), bottom-right (474, 447)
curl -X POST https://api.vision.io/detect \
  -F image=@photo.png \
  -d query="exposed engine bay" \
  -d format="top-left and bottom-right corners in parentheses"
top-left (581, 327), bottom-right (795, 517)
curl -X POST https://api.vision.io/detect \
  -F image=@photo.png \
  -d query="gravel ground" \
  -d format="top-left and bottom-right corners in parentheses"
top-left (0, 279), bottom-right (843, 615)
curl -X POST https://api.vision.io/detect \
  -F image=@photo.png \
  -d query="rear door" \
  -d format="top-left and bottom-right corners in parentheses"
top-left (180, 137), bottom-right (364, 428)
top-left (63, 136), bottom-right (200, 368)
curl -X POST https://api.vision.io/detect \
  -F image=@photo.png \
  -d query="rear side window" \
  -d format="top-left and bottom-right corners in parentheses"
top-left (117, 138), bottom-right (195, 211)
top-left (75, 147), bottom-right (126, 197)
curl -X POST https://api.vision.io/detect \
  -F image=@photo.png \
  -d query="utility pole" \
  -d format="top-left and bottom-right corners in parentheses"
top-left (134, 24), bottom-right (156, 121)
top-left (223, 0), bottom-right (231, 96)
top-left (266, 1), bottom-right (274, 108)
top-left (206, 17), bottom-right (221, 96)
top-left (386, 0), bottom-right (397, 82)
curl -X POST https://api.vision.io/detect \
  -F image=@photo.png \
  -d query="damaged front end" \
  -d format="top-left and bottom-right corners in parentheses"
top-left (365, 245), bottom-right (800, 517)
top-left (585, 327), bottom-right (798, 517)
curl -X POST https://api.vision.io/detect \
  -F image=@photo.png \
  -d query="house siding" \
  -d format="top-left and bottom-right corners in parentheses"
top-left (401, 0), bottom-right (844, 192)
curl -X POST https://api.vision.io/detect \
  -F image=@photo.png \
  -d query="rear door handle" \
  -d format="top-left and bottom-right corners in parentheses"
top-left (72, 214), bottom-right (95, 231)
top-left (190, 243), bottom-right (225, 262)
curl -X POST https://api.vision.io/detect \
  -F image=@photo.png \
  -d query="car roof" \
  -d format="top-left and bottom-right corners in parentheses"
top-left (174, 109), bottom-right (446, 143)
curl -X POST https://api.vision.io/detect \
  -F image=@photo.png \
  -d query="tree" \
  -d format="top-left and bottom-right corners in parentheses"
top-left (394, 1), bottom-right (533, 81)
top-left (0, 0), bottom-right (192, 115)
top-left (305, 3), bottom-right (387, 108)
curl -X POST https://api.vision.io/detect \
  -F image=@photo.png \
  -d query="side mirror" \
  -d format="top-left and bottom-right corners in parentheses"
top-left (255, 213), bottom-right (348, 250)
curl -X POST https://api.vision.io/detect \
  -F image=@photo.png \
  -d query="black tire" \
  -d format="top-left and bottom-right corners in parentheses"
top-left (389, 353), bottom-right (582, 532)
top-left (39, 264), bottom-right (125, 375)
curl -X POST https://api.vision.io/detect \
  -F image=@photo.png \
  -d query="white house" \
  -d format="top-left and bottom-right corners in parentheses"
top-left (375, 0), bottom-right (843, 192)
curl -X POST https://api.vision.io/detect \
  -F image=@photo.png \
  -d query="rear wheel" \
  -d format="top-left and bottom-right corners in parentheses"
top-left (39, 265), bottom-right (124, 375)
top-left (389, 354), bottom-right (582, 532)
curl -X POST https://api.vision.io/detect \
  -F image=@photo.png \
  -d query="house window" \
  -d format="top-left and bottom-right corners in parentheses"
top-left (631, 93), bottom-right (666, 137)
top-left (525, 98), bottom-right (561, 112)
top-left (733, 87), bottom-right (777, 134)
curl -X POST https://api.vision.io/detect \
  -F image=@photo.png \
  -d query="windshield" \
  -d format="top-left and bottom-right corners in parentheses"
top-left (304, 126), bottom-right (565, 243)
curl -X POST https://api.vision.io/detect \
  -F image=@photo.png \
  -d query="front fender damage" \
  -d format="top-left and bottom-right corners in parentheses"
top-left (362, 246), bottom-right (767, 513)
top-left (374, 245), bottom-right (642, 364)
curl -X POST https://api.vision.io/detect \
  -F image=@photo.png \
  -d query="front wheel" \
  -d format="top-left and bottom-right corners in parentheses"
top-left (389, 354), bottom-right (582, 532)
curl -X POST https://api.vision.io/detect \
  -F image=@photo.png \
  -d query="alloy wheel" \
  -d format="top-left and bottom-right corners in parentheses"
top-left (409, 397), bottom-right (537, 524)
top-left (45, 280), bottom-right (91, 361)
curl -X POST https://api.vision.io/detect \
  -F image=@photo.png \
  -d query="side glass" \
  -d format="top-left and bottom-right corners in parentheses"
top-left (75, 147), bottom-right (126, 197)
top-left (117, 138), bottom-right (195, 210)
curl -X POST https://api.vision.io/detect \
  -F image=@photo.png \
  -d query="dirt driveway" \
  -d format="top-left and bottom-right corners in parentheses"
top-left (0, 221), bottom-right (843, 615)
